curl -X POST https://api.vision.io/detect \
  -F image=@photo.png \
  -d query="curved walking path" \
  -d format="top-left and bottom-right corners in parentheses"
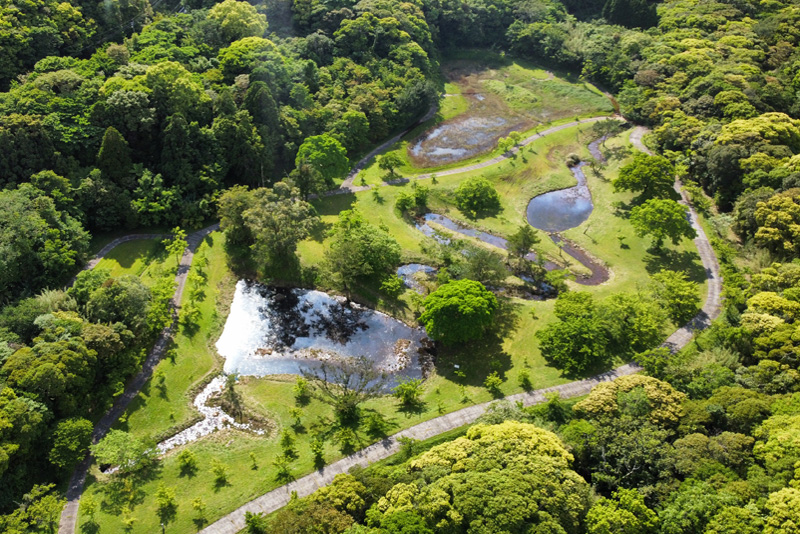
top-left (197, 128), bottom-right (723, 534)
top-left (58, 223), bottom-right (219, 534)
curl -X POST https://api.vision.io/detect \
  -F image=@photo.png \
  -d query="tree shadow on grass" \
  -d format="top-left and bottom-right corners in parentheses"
top-left (311, 192), bottom-right (356, 217)
top-left (434, 298), bottom-right (521, 387)
top-left (644, 247), bottom-right (706, 284)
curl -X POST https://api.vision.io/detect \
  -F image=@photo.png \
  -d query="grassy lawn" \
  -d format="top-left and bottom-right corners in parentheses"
top-left (93, 239), bottom-right (175, 287)
top-left (112, 232), bottom-right (232, 442)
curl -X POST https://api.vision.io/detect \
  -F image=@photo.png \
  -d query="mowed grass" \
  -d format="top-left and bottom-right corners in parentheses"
top-left (93, 239), bottom-right (174, 287)
top-left (113, 232), bottom-right (232, 442)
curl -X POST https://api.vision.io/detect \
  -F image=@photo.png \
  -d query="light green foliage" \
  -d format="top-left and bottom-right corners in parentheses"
top-left (586, 488), bottom-right (658, 534)
top-left (207, 0), bottom-right (268, 43)
top-left (484, 371), bottom-right (504, 398)
top-left (368, 422), bottom-right (589, 533)
top-left (574, 375), bottom-right (686, 427)
top-left (754, 414), bottom-right (800, 475)
top-left (764, 488), bottom-right (800, 534)
top-left (613, 152), bottom-right (676, 199)
top-left (296, 134), bottom-right (350, 186)
top-left (177, 449), bottom-right (197, 476)
top-left (393, 378), bottom-right (424, 407)
top-left (705, 505), bottom-right (764, 534)
top-left (658, 480), bottom-right (739, 534)
top-left (380, 275), bottom-right (405, 298)
top-left (311, 474), bottom-right (367, 515)
top-left (163, 227), bottom-right (187, 267)
top-left (454, 177), bottom-right (502, 218)
top-left (155, 483), bottom-right (177, 525)
top-left (630, 198), bottom-right (697, 249)
top-left (649, 270), bottom-right (701, 324)
top-left (90, 430), bottom-right (156, 476)
top-left (755, 189), bottom-right (800, 257)
top-left (507, 224), bottom-right (541, 259)
top-left (419, 279), bottom-right (498, 345)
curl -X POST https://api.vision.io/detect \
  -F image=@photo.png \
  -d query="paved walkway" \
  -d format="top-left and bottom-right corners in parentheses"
top-left (58, 223), bottom-right (219, 534)
top-left (198, 128), bottom-right (724, 534)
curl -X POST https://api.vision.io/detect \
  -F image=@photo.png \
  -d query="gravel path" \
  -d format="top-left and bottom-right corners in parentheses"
top-left (197, 128), bottom-right (724, 534)
top-left (58, 223), bottom-right (219, 534)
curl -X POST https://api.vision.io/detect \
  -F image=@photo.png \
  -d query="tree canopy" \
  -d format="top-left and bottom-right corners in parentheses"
top-left (419, 279), bottom-right (498, 345)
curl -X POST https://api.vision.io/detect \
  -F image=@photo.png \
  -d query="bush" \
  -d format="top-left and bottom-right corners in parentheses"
top-left (484, 372), bottom-right (504, 398)
top-left (380, 274), bottom-right (405, 297)
top-left (420, 279), bottom-right (498, 345)
top-left (454, 177), bottom-right (501, 218)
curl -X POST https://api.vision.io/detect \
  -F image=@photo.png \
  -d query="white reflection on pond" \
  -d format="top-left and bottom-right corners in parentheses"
top-left (216, 280), bottom-right (428, 380)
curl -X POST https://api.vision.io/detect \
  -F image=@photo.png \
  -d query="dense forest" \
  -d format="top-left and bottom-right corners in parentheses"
top-left (2, 0), bottom-right (800, 530)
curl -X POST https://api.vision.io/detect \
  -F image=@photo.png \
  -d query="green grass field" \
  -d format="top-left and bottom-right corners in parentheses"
top-left (93, 239), bottom-right (175, 288)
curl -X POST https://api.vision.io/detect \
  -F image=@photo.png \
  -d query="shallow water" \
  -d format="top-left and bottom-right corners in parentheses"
top-left (409, 115), bottom-right (512, 166)
top-left (157, 375), bottom-right (264, 454)
top-left (397, 264), bottom-right (437, 293)
top-left (526, 163), bottom-right (593, 232)
top-left (416, 213), bottom-right (559, 270)
top-left (216, 281), bottom-right (427, 379)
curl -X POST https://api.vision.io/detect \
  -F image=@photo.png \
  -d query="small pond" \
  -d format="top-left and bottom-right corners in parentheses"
top-left (526, 162), bottom-right (593, 233)
top-left (216, 281), bottom-right (427, 380)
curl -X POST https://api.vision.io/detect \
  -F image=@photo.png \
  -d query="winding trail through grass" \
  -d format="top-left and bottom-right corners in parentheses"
top-left (194, 128), bottom-right (723, 534)
top-left (58, 224), bottom-right (219, 534)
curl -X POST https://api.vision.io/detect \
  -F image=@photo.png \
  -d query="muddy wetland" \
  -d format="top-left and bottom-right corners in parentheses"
top-left (407, 55), bottom-right (612, 167)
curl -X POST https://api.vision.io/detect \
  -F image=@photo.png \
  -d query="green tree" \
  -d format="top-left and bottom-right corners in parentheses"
top-left (242, 183), bottom-right (319, 267)
top-left (765, 487), bottom-right (800, 534)
top-left (378, 153), bottom-right (404, 177)
top-left (301, 356), bottom-right (386, 425)
top-left (155, 484), bottom-right (177, 526)
top-left (613, 153), bottom-right (676, 199)
top-left (90, 430), bottom-right (156, 476)
top-left (393, 378), bottom-right (424, 408)
top-left (454, 177), bottom-right (501, 218)
top-left (325, 210), bottom-right (401, 294)
top-left (177, 449), bottom-right (197, 477)
top-left (207, 0), bottom-right (268, 43)
top-left (296, 134), bottom-right (350, 187)
top-left (463, 247), bottom-right (508, 286)
top-left (586, 488), bottom-right (658, 534)
top-left (630, 198), bottom-right (697, 249)
top-left (163, 227), bottom-right (187, 267)
top-left (649, 270), bottom-right (701, 324)
top-left (288, 162), bottom-right (326, 200)
top-left (49, 417), bottom-right (93, 471)
top-left (536, 292), bottom-right (610, 376)
top-left (96, 126), bottom-right (133, 188)
top-left (86, 275), bottom-right (151, 334)
top-left (507, 225), bottom-right (541, 259)
top-left (419, 279), bottom-right (498, 345)
top-left (754, 189), bottom-right (800, 257)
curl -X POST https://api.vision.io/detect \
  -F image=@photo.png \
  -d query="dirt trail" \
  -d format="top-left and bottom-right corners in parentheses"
top-left (196, 128), bottom-right (724, 534)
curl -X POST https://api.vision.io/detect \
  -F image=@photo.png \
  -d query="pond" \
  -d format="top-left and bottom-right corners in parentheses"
top-left (216, 281), bottom-right (428, 380)
top-left (526, 162), bottom-right (593, 233)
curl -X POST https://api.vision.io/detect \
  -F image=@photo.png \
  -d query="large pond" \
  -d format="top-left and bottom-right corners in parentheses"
top-left (216, 281), bottom-right (428, 380)
top-left (526, 162), bottom-right (593, 232)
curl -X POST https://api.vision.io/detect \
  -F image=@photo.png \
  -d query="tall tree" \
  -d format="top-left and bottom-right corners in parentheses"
top-left (96, 126), bottom-right (133, 188)
top-left (630, 198), bottom-right (696, 249)
top-left (295, 134), bottom-right (350, 188)
top-left (613, 153), bottom-right (676, 200)
top-left (419, 279), bottom-right (498, 345)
